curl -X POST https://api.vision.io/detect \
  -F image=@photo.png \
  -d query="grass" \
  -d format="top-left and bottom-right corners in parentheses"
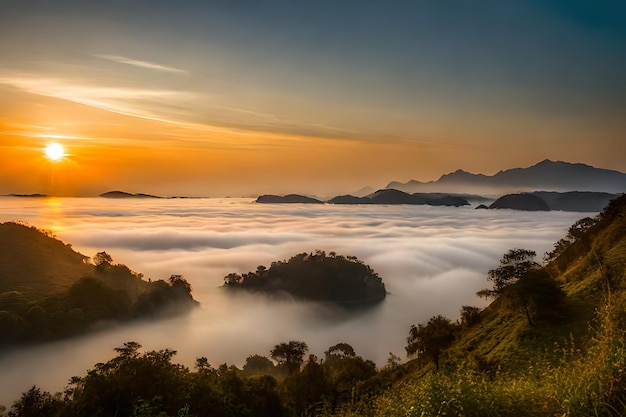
top-left (342, 298), bottom-right (625, 417)
top-left (334, 197), bottom-right (626, 417)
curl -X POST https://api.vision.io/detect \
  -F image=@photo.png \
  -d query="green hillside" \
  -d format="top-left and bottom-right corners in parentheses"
top-left (0, 222), bottom-right (198, 346)
top-left (353, 194), bottom-right (626, 416)
top-left (0, 222), bottom-right (93, 296)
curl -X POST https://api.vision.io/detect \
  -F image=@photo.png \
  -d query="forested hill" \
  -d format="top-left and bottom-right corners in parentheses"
top-left (223, 251), bottom-right (387, 304)
top-left (0, 222), bottom-right (198, 346)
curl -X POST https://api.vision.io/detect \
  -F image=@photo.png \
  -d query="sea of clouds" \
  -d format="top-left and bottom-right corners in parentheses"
top-left (0, 197), bottom-right (587, 406)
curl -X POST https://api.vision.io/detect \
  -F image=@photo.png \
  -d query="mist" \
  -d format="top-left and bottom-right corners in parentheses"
top-left (0, 197), bottom-right (586, 406)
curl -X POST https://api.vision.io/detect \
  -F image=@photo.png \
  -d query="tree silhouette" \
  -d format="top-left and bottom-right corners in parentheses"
top-left (510, 269), bottom-right (565, 326)
top-left (477, 248), bottom-right (539, 299)
top-left (243, 354), bottom-right (275, 376)
top-left (93, 251), bottom-right (113, 271)
top-left (459, 305), bottom-right (482, 327)
top-left (406, 315), bottom-right (457, 370)
top-left (270, 341), bottom-right (308, 374)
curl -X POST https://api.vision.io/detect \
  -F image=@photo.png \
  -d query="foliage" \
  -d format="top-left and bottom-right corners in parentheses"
top-left (544, 217), bottom-right (596, 262)
top-left (4, 341), bottom-right (381, 417)
top-left (242, 355), bottom-right (276, 376)
top-left (223, 251), bottom-right (386, 304)
top-left (271, 341), bottom-right (309, 375)
top-left (477, 248), bottom-right (539, 299)
top-left (459, 305), bottom-right (482, 328)
top-left (358, 299), bottom-right (626, 417)
top-left (8, 386), bottom-right (63, 417)
top-left (406, 315), bottom-right (458, 370)
top-left (93, 251), bottom-right (113, 271)
top-left (0, 223), bottom-right (198, 347)
top-left (508, 269), bottom-right (565, 326)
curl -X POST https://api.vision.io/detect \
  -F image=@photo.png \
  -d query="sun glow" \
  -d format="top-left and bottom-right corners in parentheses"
top-left (44, 142), bottom-right (65, 161)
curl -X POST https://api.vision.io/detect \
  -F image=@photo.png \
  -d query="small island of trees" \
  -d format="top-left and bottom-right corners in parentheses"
top-left (223, 251), bottom-right (386, 305)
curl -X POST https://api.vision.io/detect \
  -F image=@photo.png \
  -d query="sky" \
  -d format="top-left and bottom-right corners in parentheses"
top-left (1, 0), bottom-right (625, 197)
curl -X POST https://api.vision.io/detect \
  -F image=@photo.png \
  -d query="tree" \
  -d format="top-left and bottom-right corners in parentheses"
top-left (566, 217), bottom-right (595, 241)
top-left (243, 354), bottom-right (275, 376)
top-left (510, 269), bottom-right (565, 326)
top-left (459, 305), bottom-right (482, 327)
top-left (283, 354), bottom-right (330, 415)
top-left (545, 217), bottom-right (597, 263)
top-left (477, 248), bottom-right (539, 299)
top-left (385, 352), bottom-right (402, 370)
top-left (325, 342), bottom-right (356, 359)
top-left (69, 342), bottom-right (190, 416)
top-left (544, 238), bottom-right (571, 263)
top-left (406, 315), bottom-right (457, 370)
top-left (270, 341), bottom-right (308, 374)
top-left (93, 251), bottom-right (113, 271)
top-left (223, 273), bottom-right (241, 286)
top-left (8, 386), bottom-right (62, 417)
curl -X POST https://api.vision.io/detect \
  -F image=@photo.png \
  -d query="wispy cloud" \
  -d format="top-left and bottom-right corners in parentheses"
top-left (0, 74), bottom-right (197, 124)
top-left (95, 54), bottom-right (188, 74)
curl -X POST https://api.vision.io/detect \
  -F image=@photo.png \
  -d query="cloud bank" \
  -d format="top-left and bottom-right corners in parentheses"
top-left (0, 197), bottom-right (586, 406)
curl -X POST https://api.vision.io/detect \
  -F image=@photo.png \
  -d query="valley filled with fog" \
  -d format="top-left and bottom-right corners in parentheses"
top-left (0, 197), bottom-right (586, 406)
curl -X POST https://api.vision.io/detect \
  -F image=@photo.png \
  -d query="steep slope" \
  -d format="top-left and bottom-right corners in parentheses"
top-left (0, 222), bottom-right (93, 296)
top-left (456, 194), bottom-right (625, 364)
top-left (0, 222), bottom-right (197, 346)
top-left (360, 195), bottom-right (626, 416)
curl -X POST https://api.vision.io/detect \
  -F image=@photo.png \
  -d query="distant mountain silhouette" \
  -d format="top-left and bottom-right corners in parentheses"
top-left (487, 191), bottom-right (621, 212)
top-left (489, 194), bottom-right (551, 211)
top-left (350, 186), bottom-right (375, 197)
top-left (100, 191), bottom-right (162, 198)
top-left (7, 193), bottom-right (48, 198)
top-left (387, 160), bottom-right (626, 194)
top-left (367, 190), bottom-right (469, 206)
top-left (531, 191), bottom-right (619, 212)
top-left (328, 195), bottom-right (371, 204)
top-left (256, 194), bottom-right (324, 204)
top-left (258, 191), bottom-right (470, 206)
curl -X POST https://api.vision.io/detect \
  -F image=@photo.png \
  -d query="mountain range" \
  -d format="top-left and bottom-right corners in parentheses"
top-left (387, 160), bottom-right (626, 194)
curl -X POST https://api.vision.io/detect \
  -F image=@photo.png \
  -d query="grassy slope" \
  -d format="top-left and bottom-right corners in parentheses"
top-left (0, 222), bottom-right (93, 296)
top-left (0, 222), bottom-right (197, 346)
top-left (358, 195), bottom-right (626, 416)
top-left (0, 222), bottom-right (151, 299)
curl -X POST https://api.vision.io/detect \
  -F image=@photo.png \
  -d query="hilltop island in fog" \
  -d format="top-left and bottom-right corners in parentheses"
top-left (257, 190), bottom-right (471, 207)
top-left (100, 191), bottom-right (163, 199)
top-left (223, 250), bottom-right (387, 305)
top-left (484, 191), bottom-right (622, 212)
top-left (256, 189), bottom-right (621, 213)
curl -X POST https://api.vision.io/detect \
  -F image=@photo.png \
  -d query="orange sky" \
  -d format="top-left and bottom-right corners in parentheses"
top-left (1, 2), bottom-right (625, 197)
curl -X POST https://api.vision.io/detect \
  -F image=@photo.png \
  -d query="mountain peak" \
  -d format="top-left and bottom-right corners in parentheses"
top-left (384, 160), bottom-right (626, 194)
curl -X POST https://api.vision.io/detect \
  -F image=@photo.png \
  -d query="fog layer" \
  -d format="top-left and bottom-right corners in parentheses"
top-left (0, 197), bottom-right (585, 406)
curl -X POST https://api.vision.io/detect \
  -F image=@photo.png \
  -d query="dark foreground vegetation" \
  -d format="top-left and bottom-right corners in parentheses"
top-left (3, 194), bottom-right (626, 416)
top-left (223, 251), bottom-right (386, 304)
top-left (0, 222), bottom-right (197, 347)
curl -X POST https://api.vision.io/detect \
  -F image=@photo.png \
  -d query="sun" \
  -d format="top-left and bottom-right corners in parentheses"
top-left (44, 143), bottom-right (65, 161)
